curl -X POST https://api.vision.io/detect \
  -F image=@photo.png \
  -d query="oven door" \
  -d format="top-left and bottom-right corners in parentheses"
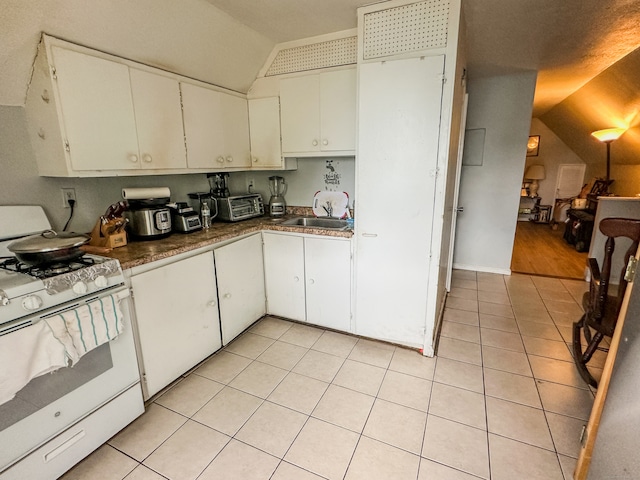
top-left (0, 287), bottom-right (141, 472)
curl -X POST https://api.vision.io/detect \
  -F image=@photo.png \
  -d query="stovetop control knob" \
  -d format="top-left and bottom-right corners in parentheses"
top-left (22, 295), bottom-right (43, 311)
top-left (0, 296), bottom-right (9, 306)
top-left (72, 282), bottom-right (88, 295)
top-left (94, 275), bottom-right (108, 288)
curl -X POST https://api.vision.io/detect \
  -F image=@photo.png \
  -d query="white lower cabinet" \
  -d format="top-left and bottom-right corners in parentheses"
top-left (263, 232), bottom-right (351, 331)
top-left (129, 251), bottom-right (221, 399)
top-left (214, 234), bottom-right (266, 344)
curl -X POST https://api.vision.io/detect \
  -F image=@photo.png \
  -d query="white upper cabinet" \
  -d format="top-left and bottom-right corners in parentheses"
top-left (280, 68), bottom-right (356, 156)
top-left (49, 46), bottom-right (140, 172)
top-left (129, 68), bottom-right (187, 169)
top-left (25, 35), bottom-right (253, 177)
top-left (248, 97), bottom-right (283, 169)
top-left (182, 82), bottom-right (251, 170)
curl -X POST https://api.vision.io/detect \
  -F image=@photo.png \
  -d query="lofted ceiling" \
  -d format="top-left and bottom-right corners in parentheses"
top-left (206, 0), bottom-right (640, 116)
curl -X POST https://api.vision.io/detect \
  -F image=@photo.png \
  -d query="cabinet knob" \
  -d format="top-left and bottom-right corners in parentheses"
top-left (208, 300), bottom-right (217, 307)
top-left (128, 154), bottom-right (139, 163)
top-left (253, 157), bottom-right (259, 163)
top-left (312, 139), bottom-right (318, 147)
top-left (142, 154), bottom-right (152, 163)
top-left (216, 156), bottom-right (225, 164)
top-left (224, 293), bottom-right (231, 299)
top-left (322, 139), bottom-right (328, 146)
top-left (293, 276), bottom-right (299, 282)
top-left (308, 279), bottom-right (315, 285)
top-left (226, 156), bottom-right (233, 163)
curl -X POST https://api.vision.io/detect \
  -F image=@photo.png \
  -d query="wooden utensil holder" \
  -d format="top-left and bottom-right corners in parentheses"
top-left (88, 218), bottom-right (127, 249)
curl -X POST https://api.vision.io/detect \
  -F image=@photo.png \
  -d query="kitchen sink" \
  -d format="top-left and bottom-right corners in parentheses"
top-left (281, 216), bottom-right (351, 230)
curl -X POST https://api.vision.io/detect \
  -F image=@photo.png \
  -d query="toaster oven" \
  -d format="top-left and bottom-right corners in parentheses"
top-left (216, 194), bottom-right (264, 222)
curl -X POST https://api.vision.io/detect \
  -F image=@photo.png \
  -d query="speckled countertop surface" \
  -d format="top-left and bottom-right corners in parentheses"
top-left (98, 212), bottom-right (353, 270)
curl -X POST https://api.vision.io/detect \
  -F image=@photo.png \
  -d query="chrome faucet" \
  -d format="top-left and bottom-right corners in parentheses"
top-left (323, 201), bottom-right (333, 217)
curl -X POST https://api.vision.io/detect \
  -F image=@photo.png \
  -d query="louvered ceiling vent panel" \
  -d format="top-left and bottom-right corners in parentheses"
top-left (363, 0), bottom-right (450, 59)
top-left (265, 36), bottom-right (357, 76)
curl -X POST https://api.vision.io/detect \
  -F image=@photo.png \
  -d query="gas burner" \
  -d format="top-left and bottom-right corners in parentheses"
top-left (0, 256), bottom-right (98, 279)
top-left (45, 264), bottom-right (72, 275)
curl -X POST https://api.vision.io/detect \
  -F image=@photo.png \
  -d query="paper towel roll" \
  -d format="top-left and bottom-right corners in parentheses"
top-left (122, 187), bottom-right (171, 200)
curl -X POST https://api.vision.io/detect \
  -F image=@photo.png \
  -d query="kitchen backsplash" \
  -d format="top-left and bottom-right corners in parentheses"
top-left (0, 106), bottom-right (355, 233)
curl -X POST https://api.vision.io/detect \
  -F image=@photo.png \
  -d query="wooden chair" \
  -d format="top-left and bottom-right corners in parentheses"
top-left (572, 217), bottom-right (640, 387)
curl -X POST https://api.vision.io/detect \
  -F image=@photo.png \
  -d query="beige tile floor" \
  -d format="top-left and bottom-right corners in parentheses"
top-left (62, 270), bottom-right (598, 480)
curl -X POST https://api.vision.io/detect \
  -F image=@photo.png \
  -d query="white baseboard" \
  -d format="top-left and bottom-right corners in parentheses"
top-left (452, 263), bottom-right (512, 276)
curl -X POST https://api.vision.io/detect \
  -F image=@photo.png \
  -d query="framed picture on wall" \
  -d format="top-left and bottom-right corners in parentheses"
top-left (526, 135), bottom-right (540, 156)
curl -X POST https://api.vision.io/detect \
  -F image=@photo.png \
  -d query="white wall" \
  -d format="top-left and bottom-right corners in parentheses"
top-left (526, 118), bottom-right (586, 207)
top-left (453, 72), bottom-right (537, 273)
top-left (233, 158), bottom-right (355, 210)
top-left (0, 0), bottom-right (273, 106)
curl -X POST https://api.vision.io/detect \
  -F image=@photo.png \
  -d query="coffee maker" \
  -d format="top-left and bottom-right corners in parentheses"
top-left (268, 176), bottom-right (287, 217)
top-left (208, 173), bottom-right (230, 198)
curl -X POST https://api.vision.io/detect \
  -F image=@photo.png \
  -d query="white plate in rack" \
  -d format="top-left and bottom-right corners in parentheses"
top-left (312, 191), bottom-right (349, 218)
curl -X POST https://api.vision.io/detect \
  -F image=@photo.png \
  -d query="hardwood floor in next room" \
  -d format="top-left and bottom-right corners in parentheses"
top-left (511, 221), bottom-right (587, 279)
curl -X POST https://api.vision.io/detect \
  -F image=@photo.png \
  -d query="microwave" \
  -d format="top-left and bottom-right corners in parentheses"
top-left (216, 194), bottom-right (264, 222)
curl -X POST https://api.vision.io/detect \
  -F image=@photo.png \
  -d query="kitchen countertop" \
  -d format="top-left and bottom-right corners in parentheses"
top-left (99, 214), bottom-right (353, 270)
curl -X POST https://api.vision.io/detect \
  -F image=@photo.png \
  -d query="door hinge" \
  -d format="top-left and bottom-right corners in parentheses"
top-left (438, 74), bottom-right (446, 83)
top-left (625, 257), bottom-right (637, 282)
top-left (64, 140), bottom-right (70, 153)
top-left (129, 287), bottom-right (134, 299)
top-left (580, 424), bottom-right (588, 447)
top-left (51, 66), bottom-right (57, 80)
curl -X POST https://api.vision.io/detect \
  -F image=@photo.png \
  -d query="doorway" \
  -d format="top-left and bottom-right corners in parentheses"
top-left (511, 221), bottom-right (587, 279)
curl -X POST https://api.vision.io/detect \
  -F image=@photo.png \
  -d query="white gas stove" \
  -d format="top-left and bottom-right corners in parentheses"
top-left (0, 206), bottom-right (142, 480)
top-left (0, 206), bottom-right (125, 330)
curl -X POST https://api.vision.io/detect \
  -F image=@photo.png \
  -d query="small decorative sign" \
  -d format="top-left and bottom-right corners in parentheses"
top-left (324, 160), bottom-right (342, 189)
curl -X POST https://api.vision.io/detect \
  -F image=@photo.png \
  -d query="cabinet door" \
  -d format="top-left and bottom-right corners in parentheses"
top-left (130, 252), bottom-right (221, 398)
top-left (181, 82), bottom-right (226, 169)
top-left (280, 75), bottom-right (320, 154)
top-left (355, 56), bottom-right (445, 347)
top-left (263, 233), bottom-right (306, 321)
top-left (249, 97), bottom-right (283, 169)
top-left (51, 46), bottom-right (140, 171)
top-left (215, 234), bottom-right (266, 344)
top-left (129, 69), bottom-right (187, 169)
top-left (220, 93), bottom-right (251, 168)
top-left (320, 69), bottom-right (357, 152)
top-left (305, 237), bottom-right (351, 331)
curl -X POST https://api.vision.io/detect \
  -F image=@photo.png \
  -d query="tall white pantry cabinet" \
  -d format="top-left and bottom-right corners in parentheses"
top-left (353, 0), bottom-right (466, 353)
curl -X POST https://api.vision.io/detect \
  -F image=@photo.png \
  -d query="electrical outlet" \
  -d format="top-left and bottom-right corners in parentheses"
top-left (247, 178), bottom-right (255, 191)
top-left (61, 188), bottom-right (76, 208)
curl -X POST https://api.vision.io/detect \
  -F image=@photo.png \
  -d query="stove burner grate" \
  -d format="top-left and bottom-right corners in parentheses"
top-left (0, 256), bottom-right (97, 279)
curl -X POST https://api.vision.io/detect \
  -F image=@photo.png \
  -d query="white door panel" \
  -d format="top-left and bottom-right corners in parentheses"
top-left (305, 237), bottom-right (351, 331)
top-left (263, 233), bottom-right (306, 321)
top-left (129, 69), bottom-right (186, 169)
top-left (130, 252), bottom-right (221, 398)
top-left (355, 56), bottom-right (445, 347)
top-left (51, 47), bottom-right (139, 171)
top-left (215, 234), bottom-right (266, 344)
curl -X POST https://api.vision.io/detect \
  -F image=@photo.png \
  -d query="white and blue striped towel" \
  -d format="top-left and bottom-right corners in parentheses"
top-left (47, 294), bottom-right (125, 365)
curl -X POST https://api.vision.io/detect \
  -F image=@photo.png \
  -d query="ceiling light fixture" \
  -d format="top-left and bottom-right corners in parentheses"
top-left (590, 127), bottom-right (626, 188)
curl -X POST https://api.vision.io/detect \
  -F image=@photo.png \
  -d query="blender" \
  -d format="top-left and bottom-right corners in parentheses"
top-left (207, 173), bottom-right (230, 198)
top-left (268, 176), bottom-right (287, 217)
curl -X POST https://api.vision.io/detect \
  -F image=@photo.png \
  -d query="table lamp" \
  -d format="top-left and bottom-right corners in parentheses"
top-left (525, 165), bottom-right (545, 197)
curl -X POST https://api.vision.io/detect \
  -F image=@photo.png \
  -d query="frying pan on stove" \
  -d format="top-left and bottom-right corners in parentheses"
top-left (7, 230), bottom-right (91, 266)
